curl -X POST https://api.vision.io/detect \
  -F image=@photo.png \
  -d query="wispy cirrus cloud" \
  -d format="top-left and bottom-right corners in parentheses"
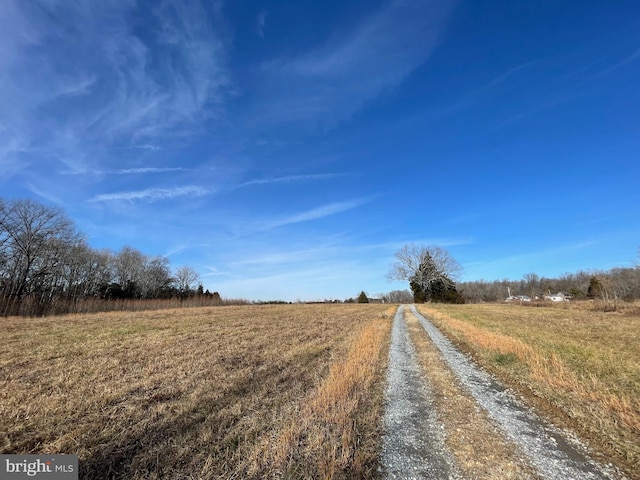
top-left (230, 245), bottom-right (340, 268)
top-left (408, 61), bottom-right (538, 126)
top-left (27, 183), bottom-right (64, 205)
top-left (0, 0), bottom-right (230, 180)
top-left (476, 43), bottom-right (640, 134)
top-left (201, 265), bottom-right (230, 277)
top-left (254, 0), bottom-right (456, 128)
top-left (91, 0), bottom-right (230, 142)
top-left (257, 11), bottom-right (267, 39)
top-left (581, 44), bottom-right (640, 83)
top-left (130, 144), bottom-right (161, 151)
top-left (91, 186), bottom-right (209, 203)
top-left (112, 167), bottom-right (188, 174)
top-left (264, 198), bottom-right (370, 229)
top-left (237, 173), bottom-right (341, 187)
top-left (64, 167), bottom-right (188, 175)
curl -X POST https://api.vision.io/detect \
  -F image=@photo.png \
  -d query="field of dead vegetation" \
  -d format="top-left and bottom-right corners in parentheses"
top-left (417, 302), bottom-right (640, 479)
top-left (0, 304), bottom-right (393, 479)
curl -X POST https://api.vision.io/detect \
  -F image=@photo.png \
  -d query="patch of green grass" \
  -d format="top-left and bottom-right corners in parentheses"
top-left (492, 352), bottom-right (519, 366)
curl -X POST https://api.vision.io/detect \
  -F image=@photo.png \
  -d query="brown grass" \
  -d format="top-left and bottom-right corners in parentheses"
top-left (6, 295), bottom-right (249, 317)
top-left (417, 303), bottom-right (640, 480)
top-left (0, 304), bottom-right (392, 479)
top-left (249, 306), bottom-right (394, 479)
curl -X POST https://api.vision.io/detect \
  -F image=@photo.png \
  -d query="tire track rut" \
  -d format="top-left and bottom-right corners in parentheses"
top-left (381, 305), bottom-right (624, 480)
top-left (381, 305), bottom-right (459, 479)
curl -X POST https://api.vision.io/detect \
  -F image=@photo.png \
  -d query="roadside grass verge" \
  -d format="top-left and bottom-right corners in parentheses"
top-left (249, 305), bottom-right (394, 478)
top-left (417, 303), bottom-right (640, 479)
top-left (0, 304), bottom-right (392, 479)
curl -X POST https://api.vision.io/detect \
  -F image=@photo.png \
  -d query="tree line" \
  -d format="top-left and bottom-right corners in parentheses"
top-left (0, 198), bottom-right (221, 317)
top-left (387, 243), bottom-right (640, 304)
top-left (4, 197), bottom-right (638, 316)
top-left (457, 268), bottom-right (640, 303)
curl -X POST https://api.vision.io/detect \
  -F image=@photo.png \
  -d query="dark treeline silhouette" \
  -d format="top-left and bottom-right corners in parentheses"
top-left (458, 268), bottom-right (640, 303)
top-left (0, 198), bottom-right (235, 317)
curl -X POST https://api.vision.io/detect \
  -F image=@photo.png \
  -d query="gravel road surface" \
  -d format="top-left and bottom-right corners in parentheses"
top-left (380, 305), bottom-right (624, 480)
top-left (381, 305), bottom-right (460, 479)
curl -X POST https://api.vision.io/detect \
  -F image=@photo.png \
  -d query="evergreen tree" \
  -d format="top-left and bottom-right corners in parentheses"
top-left (357, 291), bottom-right (369, 303)
top-left (409, 256), bottom-right (464, 304)
top-left (430, 277), bottom-right (465, 304)
top-left (410, 279), bottom-right (428, 303)
top-left (587, 277), bottom-right (603, 299)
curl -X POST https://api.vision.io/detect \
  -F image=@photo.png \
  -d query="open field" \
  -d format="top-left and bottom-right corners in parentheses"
top-left (0, 304), bottom-right (393, 479)
top-left (3, 301), bottom-right (635, 479)
top-left (417, 303), bottom-right (640, 479)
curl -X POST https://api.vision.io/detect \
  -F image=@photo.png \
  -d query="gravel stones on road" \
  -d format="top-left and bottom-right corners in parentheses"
top-left (381, 305), bottom-right (460, 479)
top-left (380, 305), bottom-right (624, 479)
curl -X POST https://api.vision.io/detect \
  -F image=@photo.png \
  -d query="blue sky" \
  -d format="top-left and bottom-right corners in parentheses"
top-left (1, 0), bottom-right (639, 301)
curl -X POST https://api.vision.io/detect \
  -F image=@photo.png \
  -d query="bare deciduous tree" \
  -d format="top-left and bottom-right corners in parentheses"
top-left (523, 272), bottom-right (540, 298)
top-left (174, 266), bottom-right (200, 296)
top-left (0, 199), bottom-right (80, 315)
top-left (382, 289), bottom-right (414, 303)
top-left (141, 256), bottom-right (172, 298)
top-left (113, 246), bottom-right (146, 291)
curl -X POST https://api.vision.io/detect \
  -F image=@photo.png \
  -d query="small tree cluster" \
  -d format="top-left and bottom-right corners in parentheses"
top-left (380, 289), bottom-right (414, 303)
top-left (389, 244), bottom-right (464, 304)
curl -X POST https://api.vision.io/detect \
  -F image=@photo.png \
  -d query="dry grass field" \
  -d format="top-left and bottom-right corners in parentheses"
top-left (417, 302), bottom-right (640, 479)
top-left (0, 304), bottom-right (393, 479)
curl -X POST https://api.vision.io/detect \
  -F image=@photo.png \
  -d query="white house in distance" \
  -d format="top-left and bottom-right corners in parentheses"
top-left (505, 287), bottom-right (531, 303)
top-left (544, 292), bottom-right (570, 302)
top-left (505, 295), bottom-right (532, 303)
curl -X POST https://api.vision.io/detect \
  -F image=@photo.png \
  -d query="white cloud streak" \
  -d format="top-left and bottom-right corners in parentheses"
top-left (583, 44), bottom-right (640, 83)
top-left (237, 173), bottom-right (341, 187)
top-left (91, 186), bottom-right (209, 203)
top-left (115, 167), bottom-right (188, 174)
top-left (257, 11), bottom-right (266, 39)
top-left (264, 198), bottom-right (370, 229)
top-left (63, 167), bottom-right (188, 175)
top-left (130, 144), bottom-right (161, 151)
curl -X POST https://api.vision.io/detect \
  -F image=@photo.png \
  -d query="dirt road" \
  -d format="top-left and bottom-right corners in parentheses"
top-left (380, 305), bottom-right (624, 480)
